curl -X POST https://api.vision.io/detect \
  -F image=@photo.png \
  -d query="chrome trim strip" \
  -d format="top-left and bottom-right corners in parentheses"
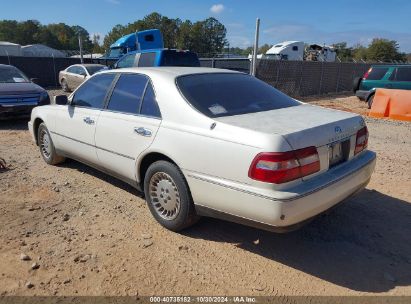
top-left (50, 131), bottom-right (135, 160)
top-left (188, 152), bottom-right (375, 203)
top-left (0, 102), bottom-right (38, 107)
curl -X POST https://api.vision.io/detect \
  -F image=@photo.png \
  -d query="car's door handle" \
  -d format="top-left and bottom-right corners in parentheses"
top-left (83, 117), bottom-right (95, 125)
top-left (134, 127), bottom-right (152, 137)
top-left (385, 84), bottom-right (393, 88)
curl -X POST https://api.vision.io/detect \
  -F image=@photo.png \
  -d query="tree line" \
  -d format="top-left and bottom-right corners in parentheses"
top-left (0, 20), bottom-right (97, 52)
top-left (0, 15), bottom-right (408, 62)
top-left (102, 12), bottom-right (227, 57)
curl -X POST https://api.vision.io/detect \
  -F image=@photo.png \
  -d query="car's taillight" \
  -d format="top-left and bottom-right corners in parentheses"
top-left (363, 68), bottom-right (372, 80)
top-left (355, 126), bottom-right (368, 155)
top-left (248, 146), bottom-right (320, 184)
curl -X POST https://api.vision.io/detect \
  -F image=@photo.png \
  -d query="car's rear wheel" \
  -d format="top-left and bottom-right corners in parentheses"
top-left (144, 161), bottom-right (199, 231)
top-left (367, 94), bottom-right (374, 109)
top-left (61, 79), bottom-right (70, 92)
top-left (38, 123), bottom-right (65, 165)
top-left (353, 77), bottom-right (362, 93)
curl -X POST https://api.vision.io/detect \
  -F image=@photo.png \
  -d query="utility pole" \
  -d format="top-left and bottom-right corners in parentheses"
top-left (78, 33), bottom-right (84, 64)
top-left (251, 18), bottom-right (260, 76)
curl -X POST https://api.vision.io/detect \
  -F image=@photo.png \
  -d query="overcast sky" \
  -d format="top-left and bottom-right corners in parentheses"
top-left (2, 0), bottom-right (411, 52)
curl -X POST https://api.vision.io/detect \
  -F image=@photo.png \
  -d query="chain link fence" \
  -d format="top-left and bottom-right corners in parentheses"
top-left (200, 58), bottom-right (372, 97)
top-left (1, 54), bottom-right (371, 96)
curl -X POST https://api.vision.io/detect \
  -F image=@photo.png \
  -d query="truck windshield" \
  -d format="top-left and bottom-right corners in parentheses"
top-left (108, 47), bottom-right (126, 59)
top-left (177, 73), bottom-right (300, 118)
top-left (161, 51), bottom-right (200, 67)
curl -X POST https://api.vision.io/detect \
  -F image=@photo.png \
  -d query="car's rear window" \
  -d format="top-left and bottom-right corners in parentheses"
top-left (367, 67), bottom-right (389, 80)
top-left (176, 73), bottom-right (300, 118)
top-left (161, 51), bottom-right (200, 67)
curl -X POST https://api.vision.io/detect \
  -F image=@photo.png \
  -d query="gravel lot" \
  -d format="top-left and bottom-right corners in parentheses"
top-left (0, 90), bottom-right (410, 296)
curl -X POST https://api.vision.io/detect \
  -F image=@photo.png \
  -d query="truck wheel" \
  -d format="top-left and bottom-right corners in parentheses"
top-left (144, 161), bottom-right (199, 232)
top-left (38, 123), bottom-right (65, 165)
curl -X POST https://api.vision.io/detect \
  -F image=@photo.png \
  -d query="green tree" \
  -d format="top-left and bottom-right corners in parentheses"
top-left (366, 38), bottom-right (406, 62)
top-left (352, 44), bottom-right (368, 61)
top-left (258, 44), bottom-right (271, 54)
top-left (331, 42), bottom-right (353, 61)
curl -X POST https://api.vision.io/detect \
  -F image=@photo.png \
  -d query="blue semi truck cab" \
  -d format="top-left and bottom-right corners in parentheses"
top-left (104, 29), bottom-right (200, 68)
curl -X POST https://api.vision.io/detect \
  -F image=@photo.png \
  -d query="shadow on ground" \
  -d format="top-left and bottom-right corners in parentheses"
top-left (0, 118), bottom-right (29, 131)
top-left (183, 190), bottom-right (411, 293)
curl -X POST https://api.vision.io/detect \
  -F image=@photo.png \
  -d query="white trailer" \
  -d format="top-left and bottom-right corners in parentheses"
top-left (265, 41), bottom-right (305, 61)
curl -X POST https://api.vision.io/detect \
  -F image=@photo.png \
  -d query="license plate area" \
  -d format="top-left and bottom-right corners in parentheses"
top-left (328, 139), bottom-right (350, 168)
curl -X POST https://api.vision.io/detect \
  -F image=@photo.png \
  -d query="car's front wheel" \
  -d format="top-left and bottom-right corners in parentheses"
top-left (38, 123), bottom-right (65, 165)
top-left (61, 79), bottom-right (70, 92)
top-left (144, 161), bottom-right (199, 231)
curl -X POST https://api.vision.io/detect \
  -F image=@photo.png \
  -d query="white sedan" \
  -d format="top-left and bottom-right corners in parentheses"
top-left (28, 67), bottom-right (376, 232)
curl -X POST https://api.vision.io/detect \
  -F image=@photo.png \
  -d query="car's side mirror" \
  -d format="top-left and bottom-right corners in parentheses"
top-left (30, 78), bottom-right (40, 84)
top-left (54, 95), bottom-right (68, 105)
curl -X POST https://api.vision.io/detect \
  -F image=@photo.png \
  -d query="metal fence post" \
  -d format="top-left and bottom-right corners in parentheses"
top-left (297, 61), bottom-right (304, 96)
top-left (211, 58), bottom-right (215, 68)
top-left (319, 61), bottom-right (324, 95)
top-left (336, 62), bottom-right (341, 93)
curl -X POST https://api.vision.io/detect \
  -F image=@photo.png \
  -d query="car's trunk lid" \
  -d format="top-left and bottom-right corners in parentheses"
top-left (215, 104), bottom-right (363, 149)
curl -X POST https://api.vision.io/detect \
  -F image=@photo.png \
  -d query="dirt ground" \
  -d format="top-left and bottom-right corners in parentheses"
top-left (0, 91), bottom-right (410, 297)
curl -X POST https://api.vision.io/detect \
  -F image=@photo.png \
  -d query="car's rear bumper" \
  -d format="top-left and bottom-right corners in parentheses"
top-left (187, 150), bottom-right (376, 231)
top-left (355, 90), bottom-right (370, 101)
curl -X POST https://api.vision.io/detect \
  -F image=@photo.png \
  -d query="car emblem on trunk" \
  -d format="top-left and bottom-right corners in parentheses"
top-left (335, 126), bottom-right (342, 133)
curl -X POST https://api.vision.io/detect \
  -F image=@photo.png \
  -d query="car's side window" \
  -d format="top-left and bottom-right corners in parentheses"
top-left (138, 52), bottom-right (156, 67)
top-left (67, 66), bottom-right (77, 74)
top-left (77, 66), bottom-right (87, 76)
top-left (396, 67), bottom-right (411, 82)
top-left (141, 82), bottom-right (161, 118)
top-left (107, 74), bottom-right (148, 114)
top-left (72, 73), bottom-right (116, 109)
top-left (117, 53), bottom-right (137, 68)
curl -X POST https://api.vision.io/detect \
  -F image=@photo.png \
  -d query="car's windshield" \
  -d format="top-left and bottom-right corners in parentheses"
top-left (0, 66), bottom-right (29, 83)
top-left (161, 51), bottom-right (200, 67)
top-left (176, 73), bottom-right (301, 118)
top-left (86, 65), bottom-right (108, 75)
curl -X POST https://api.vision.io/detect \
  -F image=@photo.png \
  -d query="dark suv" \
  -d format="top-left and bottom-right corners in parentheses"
top-left (354, 65), bottom-right (411, 108)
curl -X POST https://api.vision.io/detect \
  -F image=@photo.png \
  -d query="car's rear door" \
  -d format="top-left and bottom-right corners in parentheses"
top-left (95, 73), bottom-right (162, 182)
top-left (388, 66), bottom-right (411, 90)
top-left (53, 73), bottom-right (116, 164)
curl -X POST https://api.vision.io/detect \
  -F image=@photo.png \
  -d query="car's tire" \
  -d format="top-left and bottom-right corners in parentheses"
top-left (367, 94), bottom-right (374, 109)
top-left (353, 77), bottom-right (362, 93)
top-left (61, 79), bottom-right (70, 92)
top-left (38, 123), bottom-right (65, 165)
top-left (144, 160), bottom-right (200, 232)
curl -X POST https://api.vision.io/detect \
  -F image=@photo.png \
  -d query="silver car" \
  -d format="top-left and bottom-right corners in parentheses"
top-left (29, 67), bottom-right (376, 233)
top-left (58, 64), bottom-right (107, 92)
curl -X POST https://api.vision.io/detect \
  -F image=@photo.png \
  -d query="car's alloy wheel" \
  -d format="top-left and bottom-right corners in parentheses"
top-left (144, 161), bottom-right (199, 231)
top-left (39, 129), bottom-right (51, 159)
top-left (37, 123), bottom-right (65, 165)
top-left (149, 172), bottom-right (181, 220)
top-left (61, 79), bottom-right (69, 92)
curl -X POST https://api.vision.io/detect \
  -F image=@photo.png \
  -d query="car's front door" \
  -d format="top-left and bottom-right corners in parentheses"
top-left (53, 73), bottom-right (116, 164)
top-left (95, 73), bottom-right (162, 182)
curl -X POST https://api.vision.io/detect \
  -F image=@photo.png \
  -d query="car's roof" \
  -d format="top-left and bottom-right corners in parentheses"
top-left (68, 63), bottom-right (104, 67)
top-left (99, 66), bottom-right (241, 78)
